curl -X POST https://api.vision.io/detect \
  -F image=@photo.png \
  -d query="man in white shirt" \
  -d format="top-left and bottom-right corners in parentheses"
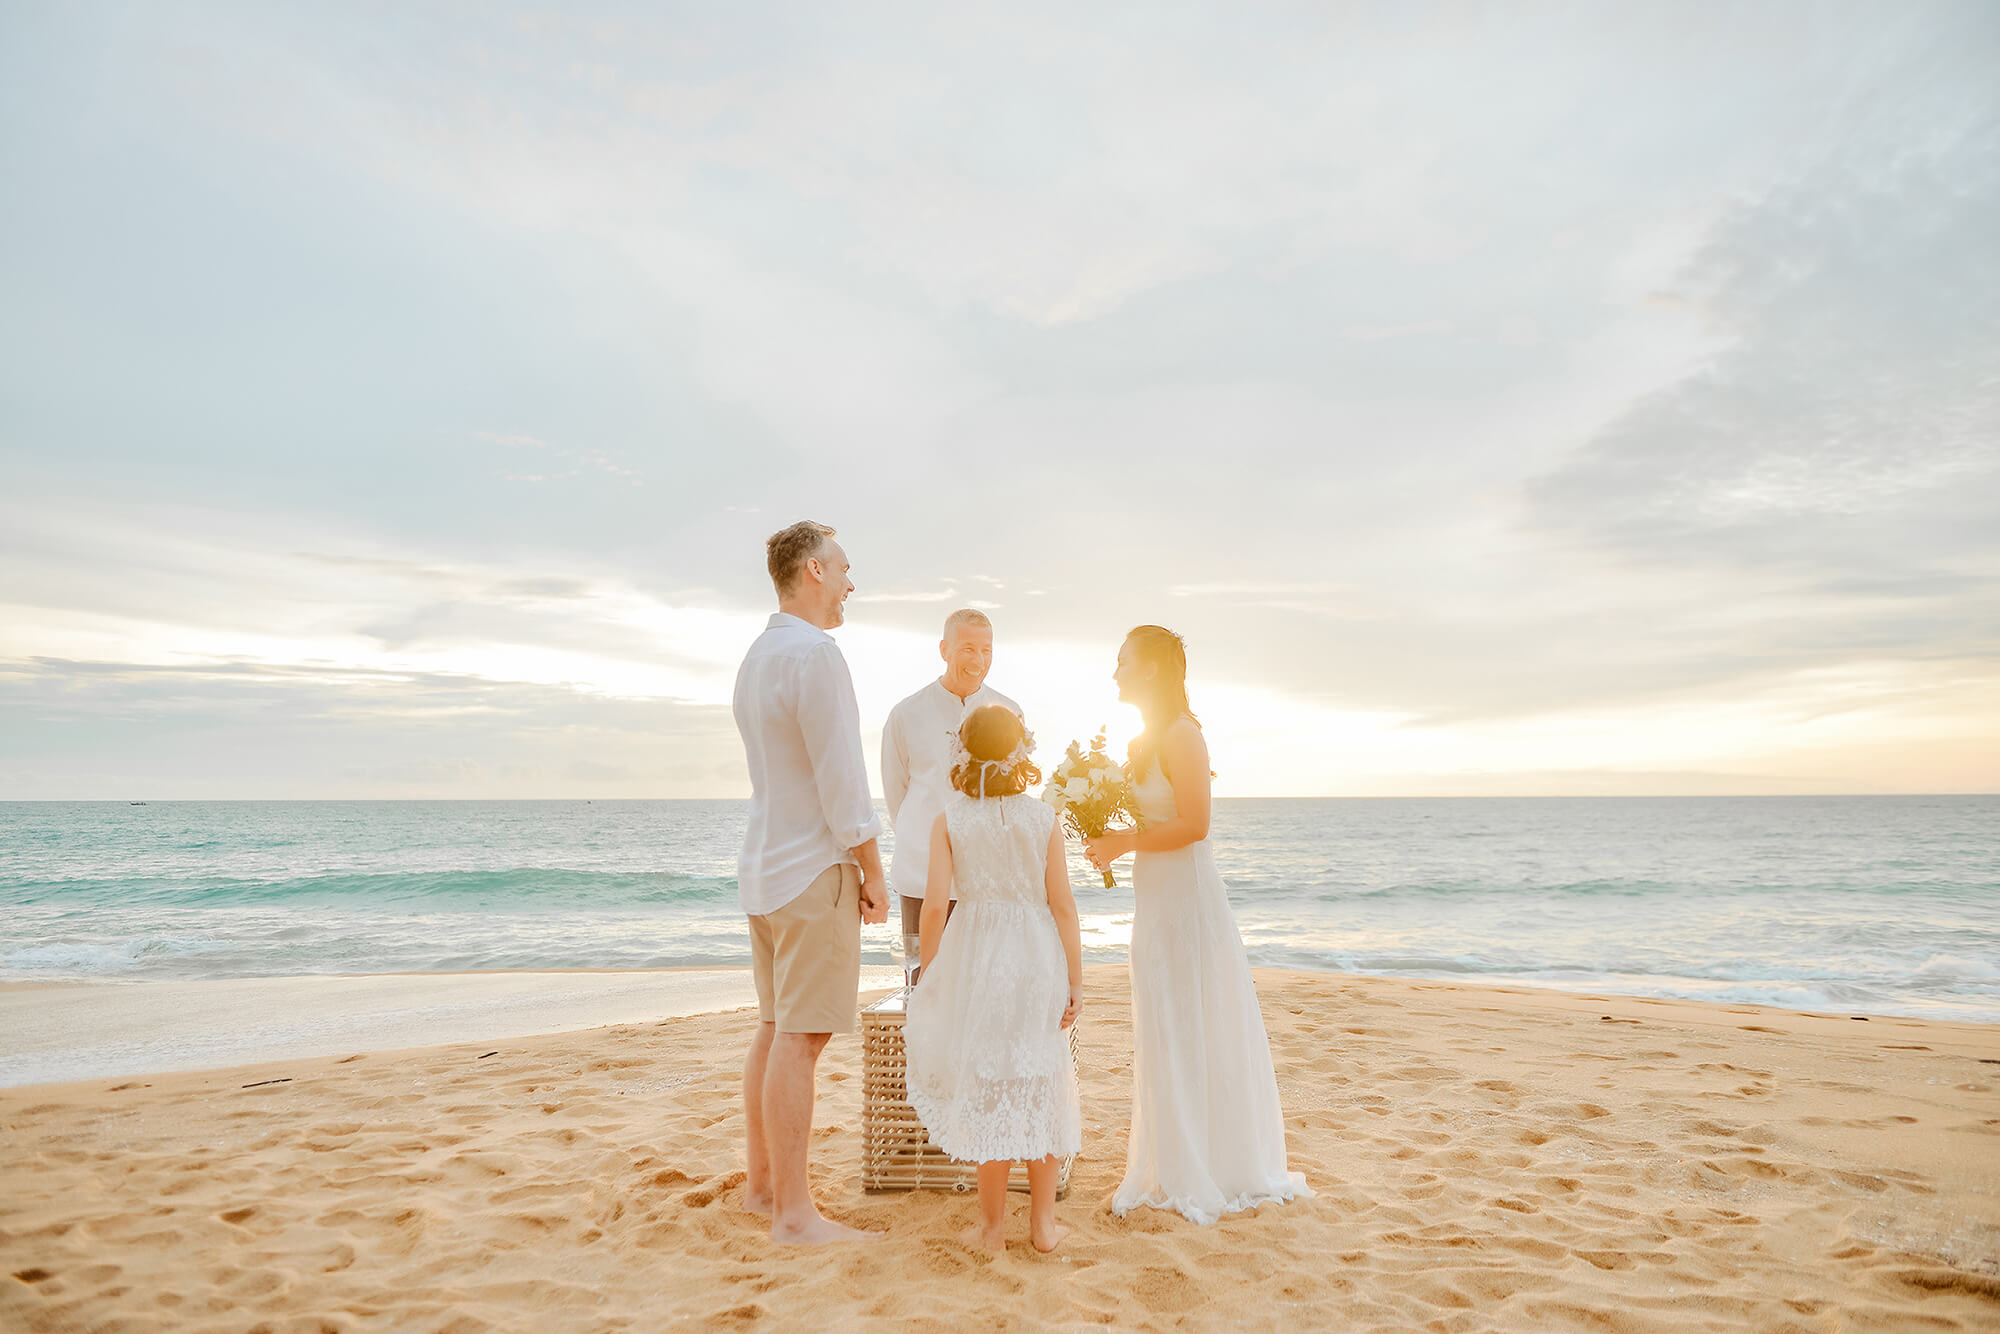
top-left (732, 519), bottom-right (889, 1246)
top-left (881, 608), bottom-right (1021, 957)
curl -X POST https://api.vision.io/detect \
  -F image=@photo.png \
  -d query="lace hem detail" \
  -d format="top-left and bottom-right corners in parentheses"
top-left (1111, 1172), bottom-right (1312, 1226)
top-left (905, 1080), bottom-right (1081, 1165)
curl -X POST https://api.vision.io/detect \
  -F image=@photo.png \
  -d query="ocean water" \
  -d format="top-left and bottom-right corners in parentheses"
top-left (2, 797), bottom-right (1995, 1022)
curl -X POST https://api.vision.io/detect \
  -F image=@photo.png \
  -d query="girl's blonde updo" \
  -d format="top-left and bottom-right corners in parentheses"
top-left (949, 704), bottom-right (1042, 799)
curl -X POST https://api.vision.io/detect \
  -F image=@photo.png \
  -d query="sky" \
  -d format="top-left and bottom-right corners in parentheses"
top-left (1, 1), bottom-right (1996, 799)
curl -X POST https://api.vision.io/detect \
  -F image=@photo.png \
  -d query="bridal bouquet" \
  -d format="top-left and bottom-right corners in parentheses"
top-left (1042, 730), bottom-right (1140, 888)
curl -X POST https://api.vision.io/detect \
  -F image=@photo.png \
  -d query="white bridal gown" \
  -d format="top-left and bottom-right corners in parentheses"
top-left (904, 793), bottom-right (1082, 1164)
top-left (1114, 761), bottom-right (1311, 1223)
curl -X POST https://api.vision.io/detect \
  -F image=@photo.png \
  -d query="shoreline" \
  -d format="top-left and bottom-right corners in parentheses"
top-left (2, 965), bottom-right (1995, 1330)
top-left (4, 964), bottom-right (1996, 1091)
top-left (0, 966), bottom-right (906, 1088)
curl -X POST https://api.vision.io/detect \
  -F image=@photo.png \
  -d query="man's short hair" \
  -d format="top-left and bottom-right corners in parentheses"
top-left (766, 520), bottom-right (836, 595)
top-left (943, 607), bottom-right (992, 639)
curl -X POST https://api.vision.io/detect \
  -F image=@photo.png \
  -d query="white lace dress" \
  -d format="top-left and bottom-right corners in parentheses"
top-left (903, 793), bottom-right (1082, 1164)
top-left (1114, 762), bottom-right (1311, 1224)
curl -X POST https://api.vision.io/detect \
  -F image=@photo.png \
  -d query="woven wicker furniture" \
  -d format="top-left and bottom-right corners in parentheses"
top-left (859, 988), bottom-right (1078, 1195)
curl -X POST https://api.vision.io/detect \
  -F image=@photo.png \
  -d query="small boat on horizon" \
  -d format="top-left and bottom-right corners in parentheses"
top-left (129, 801), bottom-right (146, 806)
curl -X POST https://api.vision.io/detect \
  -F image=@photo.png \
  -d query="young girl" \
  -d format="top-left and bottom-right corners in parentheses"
top-left (902, 704), bottom-right (1085, 1254)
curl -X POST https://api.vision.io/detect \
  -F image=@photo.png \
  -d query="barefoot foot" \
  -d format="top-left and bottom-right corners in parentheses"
top-left (1031, 1219), bottom-right (1070, 1254)
top-left (772, 1211), bottom-right (877, 1246)
top-left (959, 1222), bottom-right (1006, 1253)
top-left (743, 1191), bottom-right (773, 1217)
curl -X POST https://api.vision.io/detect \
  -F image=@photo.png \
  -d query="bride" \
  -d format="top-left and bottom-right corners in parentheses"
top-left (1085, 625), bottom-right (1310, 1225)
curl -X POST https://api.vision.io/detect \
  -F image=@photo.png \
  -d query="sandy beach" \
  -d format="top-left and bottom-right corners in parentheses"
top-left (3, 966), bottom-right (1996, 1332)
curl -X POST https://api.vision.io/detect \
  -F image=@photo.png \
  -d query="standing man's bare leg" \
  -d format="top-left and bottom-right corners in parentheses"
top-left (765, 1030), bottom-right (872, 1244)
top-left (742, 1021), bottom-right (776, 1215)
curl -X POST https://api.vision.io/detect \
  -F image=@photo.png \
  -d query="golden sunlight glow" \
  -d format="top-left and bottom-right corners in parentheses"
top-left (5, 520), bottom-right (1993, 798)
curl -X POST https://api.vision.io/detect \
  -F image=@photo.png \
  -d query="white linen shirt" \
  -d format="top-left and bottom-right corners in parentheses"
top-left (880, 679), bottom-right (1021, 901)
top-left (733, 612), bottom-right (883, 917)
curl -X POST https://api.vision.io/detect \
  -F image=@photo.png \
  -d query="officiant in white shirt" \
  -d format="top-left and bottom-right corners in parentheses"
top-left (881, 608), bottom-right (1021, 957)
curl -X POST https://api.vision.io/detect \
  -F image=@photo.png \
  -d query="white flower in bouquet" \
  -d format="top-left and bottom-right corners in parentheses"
top-left (1042, 730), bottom-right (1141, 888)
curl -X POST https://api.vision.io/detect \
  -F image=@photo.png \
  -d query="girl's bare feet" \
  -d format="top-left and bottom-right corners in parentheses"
top-left (959, 1222), bottom-right (1006, 1253)
top-left (1030, 1217), bottom-right (1070, 1254)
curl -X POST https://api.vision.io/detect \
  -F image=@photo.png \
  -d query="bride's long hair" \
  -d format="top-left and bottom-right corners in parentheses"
top-left (1124, 624), bottom-right (1200, 777)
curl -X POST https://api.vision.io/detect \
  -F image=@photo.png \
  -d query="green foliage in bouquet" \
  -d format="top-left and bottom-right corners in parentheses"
top-left (1042, 729), bottom-right (1142, 888)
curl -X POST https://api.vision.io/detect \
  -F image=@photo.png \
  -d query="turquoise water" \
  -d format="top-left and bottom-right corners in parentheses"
top-left (2, 797), bottom-right (1995, 1021)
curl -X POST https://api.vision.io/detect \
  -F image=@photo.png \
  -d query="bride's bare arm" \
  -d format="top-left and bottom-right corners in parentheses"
top-left (1086, 722), bottom-right (1211, 867)
top-left (1045, 818), bottom-right (1084, 1028)
top-left (1130, 723), bottom-right (1212, 850)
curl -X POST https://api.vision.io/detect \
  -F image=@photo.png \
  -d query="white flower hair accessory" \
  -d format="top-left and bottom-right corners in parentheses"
top-left (950, 713), bottom-right (1036, 800)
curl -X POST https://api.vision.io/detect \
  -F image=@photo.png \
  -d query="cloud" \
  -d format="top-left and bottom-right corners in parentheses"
top-left (0, 657), bottom-right (742, 799)
top-left (478, 430), bottom-right (643, 486)
top-left (3, 2), bottom-right (1995, 795)
top-left (1339, 320), bottom-right (1454, 344)
top-left (1168, 588), bottom-right (1360, 604)
top-left (1519, 44), bottom-right (2000, 697)
top-left (492, 577), bottom-right (592, 600)
top-left (849, 587), bottom-right (961, 605)
top-left (0, 500), bottom-right (763, 708)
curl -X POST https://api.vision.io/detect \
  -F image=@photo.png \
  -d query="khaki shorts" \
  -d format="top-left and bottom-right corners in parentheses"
top-left (749, 863), bottom-right (861, 1035)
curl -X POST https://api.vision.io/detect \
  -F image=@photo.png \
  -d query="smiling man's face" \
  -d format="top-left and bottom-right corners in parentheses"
top-left (941, 621), bottom-right (993, 693)
top-left (809, 538), bottom-right (854, 629)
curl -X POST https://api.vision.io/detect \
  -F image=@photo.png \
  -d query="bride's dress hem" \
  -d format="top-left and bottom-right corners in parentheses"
top-left (1111, 1173), bottom-right (1313, 1227)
